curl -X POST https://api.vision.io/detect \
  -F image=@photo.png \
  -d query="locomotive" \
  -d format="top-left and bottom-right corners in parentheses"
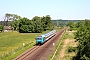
top-left (36, 30), bottom-right (56, 44)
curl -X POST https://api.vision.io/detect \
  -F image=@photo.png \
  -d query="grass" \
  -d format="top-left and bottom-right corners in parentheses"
top-left (48, 29), bottom-right (76, 60)
top-left (48, 29), bottom-right (66, 60)
top-left (0, 32), bottom-right (41, 60)
top-left (59, 31), bottom-right (77, 60)
top-left (62, 30), bottom-right (75, 39)
top-left (0, 28), bottom-right (61, 60)
top-left (0, 30), bottom-right (53, 60)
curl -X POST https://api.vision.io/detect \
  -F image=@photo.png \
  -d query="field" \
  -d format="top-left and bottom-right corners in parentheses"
top-left (0, 30), bottom-right (54, 60)
top-left (0, 32), bottom-right (39, 59)
top-left (0, 28), bottom-right (60, 60)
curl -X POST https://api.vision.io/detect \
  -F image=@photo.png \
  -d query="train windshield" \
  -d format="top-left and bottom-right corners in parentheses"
top-left (37, 36), bottom-right (42, 40)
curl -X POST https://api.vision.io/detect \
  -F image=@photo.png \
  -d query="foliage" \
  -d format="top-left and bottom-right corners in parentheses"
top-left (59, 22), bottom-right (66, 27)
top-left (45, 15), bottom-right (54, 30)
top-left (41, 16), bottom-right (46, 31)
top-left (74, 19), bottom-right (90, 60)
top-left (75, 21), bottom-right (84, 28)
top-left (68, 22), bottom-right (76, 31)
top-left (3, 13), bottom-right (21, 26)
top-left (67, 46), bottom-right (76, 52)
top-left (10, 20), bottom-right (20, 31)
top-left (19, 17), bottom-right (31, 33)
top-left (3, 13), bottom-right (54, 33)
top-left (0, 25), bottom-right (4, 32)
top-left (52, 20), bottom-right (84, 27)
top-left (41, 15), bottom-right (54, 31)
top-left (19, 15), bottom-right (54, 33)
top-left (32, 16), bottom-right (43, 33)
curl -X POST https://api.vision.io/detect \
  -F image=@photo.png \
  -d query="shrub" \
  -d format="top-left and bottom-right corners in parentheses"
top-left (0, 25), bottom-right (4, 32)
top-left (67, 46), bottom-right (76, 52)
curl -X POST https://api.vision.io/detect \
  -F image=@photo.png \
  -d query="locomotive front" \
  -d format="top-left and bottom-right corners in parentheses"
top-left (36, 35), bottom-right (45, 44)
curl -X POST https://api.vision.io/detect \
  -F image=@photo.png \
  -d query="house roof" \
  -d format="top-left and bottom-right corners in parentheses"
top-left (4, 26), bottom-right (12, 30)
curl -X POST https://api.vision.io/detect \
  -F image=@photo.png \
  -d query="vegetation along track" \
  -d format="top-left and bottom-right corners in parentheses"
top-left (14, 28), bottom-right (67, 60)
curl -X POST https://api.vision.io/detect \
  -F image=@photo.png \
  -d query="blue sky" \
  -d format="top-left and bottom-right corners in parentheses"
top-left (0, 0), bottom-right (90, 20)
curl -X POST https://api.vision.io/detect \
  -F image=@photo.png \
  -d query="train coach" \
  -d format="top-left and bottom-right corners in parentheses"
top-left (36, 30), bottom-right (56, 45)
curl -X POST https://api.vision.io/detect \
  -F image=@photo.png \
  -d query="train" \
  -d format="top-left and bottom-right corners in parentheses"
top-left (36, 30), bottom-right (56, 44)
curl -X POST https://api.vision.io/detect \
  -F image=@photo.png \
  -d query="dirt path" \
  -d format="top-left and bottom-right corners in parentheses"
top-left (57, 39), bottom-right (77, 60)
top-left (58, 39), bottom-right (70, 58)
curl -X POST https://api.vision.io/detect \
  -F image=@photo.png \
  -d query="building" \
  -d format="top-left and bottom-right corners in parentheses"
top-left (4, 26), bottom-right (12, 32)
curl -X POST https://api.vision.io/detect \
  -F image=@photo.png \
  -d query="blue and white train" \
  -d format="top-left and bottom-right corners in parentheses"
top-left (36, 30), bottom-right (56, 44)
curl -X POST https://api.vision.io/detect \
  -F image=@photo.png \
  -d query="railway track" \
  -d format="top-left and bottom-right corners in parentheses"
top-left (14, 28), bottom-right (67, 60)
top-left (29, 28), bottom-right (67, 60)
top-left (14, 46), bottom-right (40, 60)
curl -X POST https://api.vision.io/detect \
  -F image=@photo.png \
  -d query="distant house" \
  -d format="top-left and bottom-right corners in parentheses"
top-left (4, 26), bottom-right (12, 32)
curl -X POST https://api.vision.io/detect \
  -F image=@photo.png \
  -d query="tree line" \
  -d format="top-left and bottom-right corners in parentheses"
top-left (68, 19), bottom-right (90, 60)
top-left (0, 13), bottom-right (54, 33)
top-left (19, 15), bottom-right (54, 33)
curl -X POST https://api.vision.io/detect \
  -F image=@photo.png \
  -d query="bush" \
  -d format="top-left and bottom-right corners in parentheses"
top-left (0, 25), bottom-right (4, 32)
top-left (19, 25), bottom-right (29, 33)
top-left (67, 46), bottom-right (76, 52)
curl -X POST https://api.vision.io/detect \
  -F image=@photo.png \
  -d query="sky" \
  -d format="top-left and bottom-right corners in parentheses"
top-left (0, 0), bottom-right (90, 20)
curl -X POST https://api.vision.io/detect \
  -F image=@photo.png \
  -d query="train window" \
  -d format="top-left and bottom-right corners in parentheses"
top-left (37, 37), bottom-right (42, 40)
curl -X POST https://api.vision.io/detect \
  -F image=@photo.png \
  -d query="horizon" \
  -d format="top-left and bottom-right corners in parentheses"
top-left (0, 19), bottom-right (85, 22)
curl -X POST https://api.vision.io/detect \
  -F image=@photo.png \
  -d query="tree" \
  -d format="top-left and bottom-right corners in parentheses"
top-left (45, 15), bottom-right (54, 30)
top-left (41, 16), bottom-right (47, 31)
top-left (4, 13), bottom-right (11, 26)
top-left (9, 14), bottom-right (21, 31)
top-left (68, 22), bottom-right (76, 31)
top-left (19, 17), bottom-right (30, 33)
top-left (10, 20), bottom-right (20, 31)
top-left (19, 25), bottom-right (29, 33)
top-left (32, 16), bottom-right (43, 33)
top-left (18, 15), bottom-right (54, 33)
top-left (59, 22), bottom-right (65, 28)
top-left (41, 15), bottom-right (54, 31)
top-left (19, 17), bottom-right (43, 33)
top-left (0, 25), bottom-right (4, 32)
top-left (9, 14), bottom-right (21, 21)
top-left (74, 20), bottom-right (90, 60)
top-left (75, 21), bottom-right (84, 28)
top-left (28, 21), bottom-right (35, 32)
top-left (3, 13), bottom-right (21, 26)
